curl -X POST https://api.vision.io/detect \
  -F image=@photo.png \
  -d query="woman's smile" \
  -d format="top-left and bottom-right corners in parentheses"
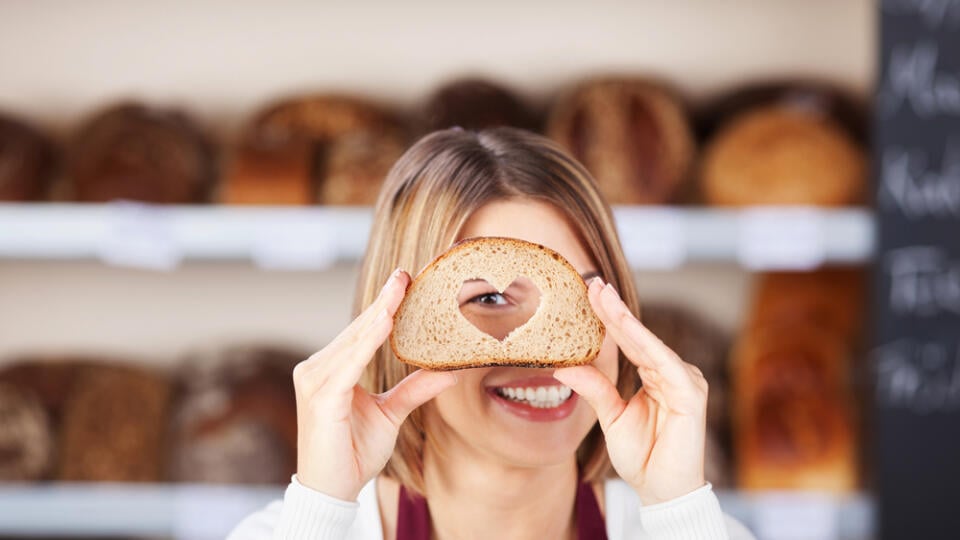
top-left (484, 375), bottom-right (580, 422)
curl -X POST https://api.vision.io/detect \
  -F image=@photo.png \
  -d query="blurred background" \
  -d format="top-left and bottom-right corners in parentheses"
top-left (1, 1), bottom-right (954, 539)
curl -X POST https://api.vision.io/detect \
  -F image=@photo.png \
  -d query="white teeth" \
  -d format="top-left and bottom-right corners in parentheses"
top-left (494, 385), bottom-right (573, 408)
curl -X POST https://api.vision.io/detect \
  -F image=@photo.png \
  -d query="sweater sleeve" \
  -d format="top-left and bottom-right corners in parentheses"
top-left (606, 481), bottom-right (755, 540)
top-left (637, 484), bottom-right (731, 539)
top-left (226, 475), bottom-right (360, 540)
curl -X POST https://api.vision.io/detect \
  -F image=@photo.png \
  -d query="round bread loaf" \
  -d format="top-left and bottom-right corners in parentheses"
top-left (0, 383), bottom-right (54, 481)
top-left (696, 81), bottom-right (867, 144)
top-left (168, 345), bottom-right (302, 484)
top-left (69, 103), bottom-right (215, 203)
top-left (58, 364), bottom-right (172, 482)
top-left (0, 114), bottom-right (58, 201)
top-left (700, 105), bottom-right (866, 206)
top-left (225, 95), bottom-right (407, 205)
top-left (421, 78), bottom-right (536, 133)
top-left (640, 303), bottom-right (730, 424)
top-left (547, 78), bottom-right (694, 204)
top-left (391, 237), bottom-right (605, 370)
top-left (0, 359), bottom-right (89, 423)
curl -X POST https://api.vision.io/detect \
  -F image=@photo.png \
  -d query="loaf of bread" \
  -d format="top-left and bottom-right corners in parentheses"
top-left (0, 383), bottom-right (54, 481)
top-left (223, 95), bottom-right (407, 206)
top-left (57, 363), bottom-right (172, 482)
top-left (421, 77), bottom-right (537, 133)
top-left (733, 323), bottom-right (858, 492)
top-left (320, 130), bottom-right (406, 205)
top-left (0, 360), bottom-right (89, 481)
top-left (0, 114), bottom-right (58, 201)
top-left (0, 359), bottom-right (89, 423)
top-left (168, 345), bottom-right (302, 484)
top-left (546, 78), bottom-right (694, 204)
top-left (69, 103), bottom-right (214, 203)
top-left (391, 237), bottom-right (604, 370)
top-left (220, 139), bottom-right (314, 205)
top-left (696, 82), bottom-right (867, 144)
top-left (700, 105), bottom-right (866, 206)
top-left (749, 269), bottom-right (865, 342)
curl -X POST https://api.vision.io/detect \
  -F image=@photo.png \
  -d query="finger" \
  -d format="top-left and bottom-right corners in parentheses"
top-left (301, 269), bottom-right (410, 371)
top-left (341, 269), bottom-right (411, 347)
top-left (553, 365), bottom-right (626, 431)
top-left (593, 283), bottom-right (692, 384)
top-left (325, 305), bottom-right (396, 392)
top-left (378, 369), bottom-right (460, 429)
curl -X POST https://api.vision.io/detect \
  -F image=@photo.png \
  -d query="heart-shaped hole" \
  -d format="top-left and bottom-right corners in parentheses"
top-left (458, 276), bottom-right (542, 341)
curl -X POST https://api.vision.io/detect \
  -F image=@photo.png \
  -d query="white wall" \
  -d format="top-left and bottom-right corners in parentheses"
top-left (0, 0), bottom-right (874, 137)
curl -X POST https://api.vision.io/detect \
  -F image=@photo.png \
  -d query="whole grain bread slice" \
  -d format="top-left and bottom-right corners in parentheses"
top-left (390, 237), bottom-right (605, 370)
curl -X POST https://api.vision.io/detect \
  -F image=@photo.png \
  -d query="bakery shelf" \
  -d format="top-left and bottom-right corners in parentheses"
top-left (0, 203), bottom-right (875, 270)
top-left (0, 483), bottom-right (874, 539)
top-left (0, 482), bottom-right (284, 538)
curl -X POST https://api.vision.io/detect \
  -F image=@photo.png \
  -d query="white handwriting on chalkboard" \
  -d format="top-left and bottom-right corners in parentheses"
top-left (880, 143), bottom-right (960, 218)
top-left (882, 42), bottom-right (960, 118)
top-left (875, 339), bottom-right (960, 414)
top-left (883, 0), bottom-right (960, 28)
top-left (886, 246), bottom-right (960, 316)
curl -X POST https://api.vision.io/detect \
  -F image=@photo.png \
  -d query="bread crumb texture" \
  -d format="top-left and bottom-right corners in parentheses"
top-left (390, 237), bottom-right (605, 370)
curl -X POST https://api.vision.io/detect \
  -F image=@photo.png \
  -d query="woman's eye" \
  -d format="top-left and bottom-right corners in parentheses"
top-left (470, 292), bottom-right (508, 306)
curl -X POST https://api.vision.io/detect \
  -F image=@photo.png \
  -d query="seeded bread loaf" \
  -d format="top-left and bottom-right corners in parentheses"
top-left (390, 237), bottom-right (605, 370)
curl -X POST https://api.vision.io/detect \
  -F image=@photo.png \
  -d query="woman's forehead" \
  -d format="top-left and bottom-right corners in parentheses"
top-left (456, 199), bottom-right (596, 273)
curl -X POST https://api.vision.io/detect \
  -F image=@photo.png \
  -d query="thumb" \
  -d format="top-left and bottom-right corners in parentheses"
top-left (553, 365), bottom-right (626, 431)
top-left (378, 369), bottom-right (459, 429)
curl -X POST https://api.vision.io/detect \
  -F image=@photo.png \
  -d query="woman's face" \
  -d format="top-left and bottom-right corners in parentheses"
top-left (424, 198), bottom-right (619, 468)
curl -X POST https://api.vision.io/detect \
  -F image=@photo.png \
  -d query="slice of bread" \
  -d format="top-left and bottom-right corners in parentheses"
top-left (390, 237), bottom-right (605, 370)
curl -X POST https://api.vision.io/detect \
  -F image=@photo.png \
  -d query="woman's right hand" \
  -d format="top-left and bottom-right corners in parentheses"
top-left (293, 268), bottom-right (459, 501)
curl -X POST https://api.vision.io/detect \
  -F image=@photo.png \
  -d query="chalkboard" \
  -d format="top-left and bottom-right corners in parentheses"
top-left (874, 1), bottom-right (960, 539)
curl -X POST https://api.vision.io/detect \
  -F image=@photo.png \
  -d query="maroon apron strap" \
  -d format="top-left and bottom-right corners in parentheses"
top-left (575, 479), bottom-right (609, 540)
top-left (397, 484), bottom-right (432, 540)
top-left (396, 478), bottom-right (607, 539)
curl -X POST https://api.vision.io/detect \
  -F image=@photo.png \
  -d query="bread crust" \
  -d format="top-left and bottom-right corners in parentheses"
top-left (389, 237), bottom-right (605, 370)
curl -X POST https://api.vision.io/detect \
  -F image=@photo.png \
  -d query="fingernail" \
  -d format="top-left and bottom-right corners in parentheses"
top-left (589, 276), bottom-right (604, 288)
top-left (603, 283), bottom-right (620, 299)
top-left (380, 268), bottom-right (401, 293)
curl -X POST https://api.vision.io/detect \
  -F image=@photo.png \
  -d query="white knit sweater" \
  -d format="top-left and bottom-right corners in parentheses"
top-left (227, 475), bottom-right (755, 539)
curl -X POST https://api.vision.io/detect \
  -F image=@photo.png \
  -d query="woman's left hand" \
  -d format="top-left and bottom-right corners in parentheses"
top-left (553, 278), bottom-right (708, 505)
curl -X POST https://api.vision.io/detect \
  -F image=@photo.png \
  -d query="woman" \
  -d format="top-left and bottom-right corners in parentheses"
top-left (229, 128), bottom-right (753, 539)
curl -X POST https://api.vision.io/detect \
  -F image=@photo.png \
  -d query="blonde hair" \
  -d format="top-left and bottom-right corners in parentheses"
top-left (355, 127), bottom-right (641, 496)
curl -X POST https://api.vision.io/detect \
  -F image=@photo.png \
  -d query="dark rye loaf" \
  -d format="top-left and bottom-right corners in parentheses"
top-left (390, 237), bottom-right (605, 370)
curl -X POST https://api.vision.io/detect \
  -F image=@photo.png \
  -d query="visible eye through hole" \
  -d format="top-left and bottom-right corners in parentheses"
top-left (468, 292), bottom-right (509, 306)
top-left (458, 277), bottom-right (541, 341)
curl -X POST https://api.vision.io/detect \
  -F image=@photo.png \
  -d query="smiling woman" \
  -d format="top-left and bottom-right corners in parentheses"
top-left (227, 127), bottom-right (754, 539)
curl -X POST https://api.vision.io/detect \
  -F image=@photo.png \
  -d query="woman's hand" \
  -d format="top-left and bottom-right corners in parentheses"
top-left (293, 269), bottom-right (459, 501)
top-left (553, 278), bottom-right (708, 505)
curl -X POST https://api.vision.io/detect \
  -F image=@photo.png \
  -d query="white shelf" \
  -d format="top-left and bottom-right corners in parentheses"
top-left (0, 483), bottom-right (874, 540)
top-left (0, 203), bottom-right (875, 270)
top-left (0, 482), bottom-right (283, 539)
